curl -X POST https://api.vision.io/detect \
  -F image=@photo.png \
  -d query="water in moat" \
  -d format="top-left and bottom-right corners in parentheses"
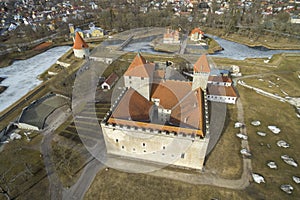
top-left (0, 46), bottom-right (70, 112)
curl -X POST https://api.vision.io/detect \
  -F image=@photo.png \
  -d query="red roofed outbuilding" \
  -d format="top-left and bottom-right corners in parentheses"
top-left (101, 73), bottom-right (119, 90)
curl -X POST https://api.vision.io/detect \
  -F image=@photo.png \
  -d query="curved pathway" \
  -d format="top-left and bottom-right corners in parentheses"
top-left (40, 107), bottom-right (70, 200)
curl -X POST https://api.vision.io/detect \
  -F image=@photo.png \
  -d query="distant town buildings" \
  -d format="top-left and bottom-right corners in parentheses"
top-left (69, 23), bottom-right (104, 39)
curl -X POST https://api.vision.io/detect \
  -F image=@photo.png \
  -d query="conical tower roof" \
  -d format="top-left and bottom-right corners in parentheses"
top-left (124, 52), bottom-right (154, 77)
top-left (194, 54), bottom-right (211, 73)
top-left (73, 32), bottom-right (89, 50)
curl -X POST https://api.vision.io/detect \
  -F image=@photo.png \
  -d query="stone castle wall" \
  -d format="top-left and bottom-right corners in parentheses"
top-left (101, 123), bottom-right (209, 170)
top-left (124, 76), bottom-right (152, 100)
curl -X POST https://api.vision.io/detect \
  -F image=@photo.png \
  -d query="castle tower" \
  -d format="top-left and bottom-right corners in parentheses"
top-left (124, 53), bottom-right (155, 100)
top-left (192, 54), bottom-right (211, 91)
top-left (73, 32), bottom-right (89, 59)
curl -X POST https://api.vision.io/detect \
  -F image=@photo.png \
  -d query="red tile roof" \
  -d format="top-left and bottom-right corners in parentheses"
top-left (107, 79), bottom-right (204, 137)
top-left (170, 88), bottom-right (203, 130)
top-left (124, 53), bottom-right (155, 77)
top-left (73, 32), bottom-right (89, 50)
top-left (105, 72), bottom-right (119, 85)
top-left (194, 54), bottom-right (211, 73)
top-left (110, 88), bottom-right (154, 122)
top-left (108, 118), bottom-right (204, 137)
top-left (151, 80), bottom-right (192, 110)
top-left (208, 76), bottom-right (232, 83)
top-left (33, 42), bottom-right (53, 51)
top-left (207, 84), bottom-right (237, 97)
top-left (190, 28), bottom-right (204, 35)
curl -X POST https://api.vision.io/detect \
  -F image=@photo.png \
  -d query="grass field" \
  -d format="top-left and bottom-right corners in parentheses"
top-left (50, 100), bottom-right (111, 187)
top-left (85, 168), bottom-right (250, 200)
top-left (205, 104), bottom-right (242, 179)
top-left (204, 27), bottom-right (300, 50)
top-left (0, 134), bottom-right (49, 200)
top-left (237, 85), bottom-right (300, 199)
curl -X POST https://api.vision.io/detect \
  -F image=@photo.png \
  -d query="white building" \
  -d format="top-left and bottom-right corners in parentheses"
top-left (207, 84), bottom-right (238, 104)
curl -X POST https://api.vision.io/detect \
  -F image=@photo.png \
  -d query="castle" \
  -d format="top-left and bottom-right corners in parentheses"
top-left (101, 53), bottom-right (211, 171)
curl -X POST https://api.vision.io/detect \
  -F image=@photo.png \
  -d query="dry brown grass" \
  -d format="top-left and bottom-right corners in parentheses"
top-left (204, 27), bottom-right (300, 50)
top-left (238, 85), bottom-right (300, 199)
top-left (205, 104), bottom-right (243, 179)
top-left (84, 168), bottom-right (250, 200)
top-left (0, 136), bottom-right (48, 200)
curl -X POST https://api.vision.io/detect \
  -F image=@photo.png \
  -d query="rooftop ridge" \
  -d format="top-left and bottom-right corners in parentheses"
top-left (124, 53), bottom-right (155, 77)
top-left (194, 54), bottom-right (211, 73)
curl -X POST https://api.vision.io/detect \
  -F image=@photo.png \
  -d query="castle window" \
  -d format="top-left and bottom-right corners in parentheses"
top-left (133, 148), bottom-right (135, 151)
top-left (163, 146), bottom-right (165, 150)
top-left (181, 153), bottom-right (185, 159)
top-left (116, 139), bottom-right (118, 143)
top-left (144, 150), bottom-right (146, 153)
top-left (129, 76), bottom-right (132, 79)
top-left (142, 143), bottom-right (145, 147)
top-left (129, 81), bottom-right (132, 84)
top-left (122, 146), bottom-right (124, 149)
top-left (141, 77), bottom-right (144, 80)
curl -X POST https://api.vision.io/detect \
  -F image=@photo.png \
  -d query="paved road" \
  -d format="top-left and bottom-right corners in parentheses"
top-left (40, 108), bottom-right (71, 200)
top-left (63, 158), bottom-right (104, 200)
top-left (179, 34), bottom-right (188, 54)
